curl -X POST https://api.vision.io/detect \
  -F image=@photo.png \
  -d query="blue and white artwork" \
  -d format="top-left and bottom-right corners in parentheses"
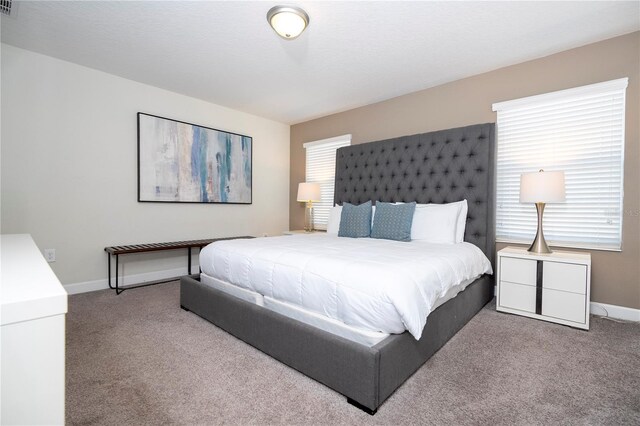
top-left (138, 113), bottom-right (252, 204)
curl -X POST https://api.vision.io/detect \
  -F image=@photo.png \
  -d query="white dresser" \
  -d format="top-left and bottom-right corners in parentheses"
top-left (496, 246), bottom-right (591, 330)
top-left (1, 234), bottom-right (68, 425)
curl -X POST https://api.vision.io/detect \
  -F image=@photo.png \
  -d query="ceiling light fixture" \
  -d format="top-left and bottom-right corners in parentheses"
top-left (267, 5), bottom-right (309, 40)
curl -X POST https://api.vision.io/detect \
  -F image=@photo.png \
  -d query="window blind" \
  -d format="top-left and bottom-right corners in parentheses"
top-left (492, 78), bottom-right (627, 251)
top-left (304, 135), bottom-right (351, 229)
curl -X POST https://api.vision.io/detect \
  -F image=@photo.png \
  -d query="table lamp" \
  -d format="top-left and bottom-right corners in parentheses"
top-left (520, 170), bottom-right (566, 254)
top-left (297, 182), bottom-right (321, 232)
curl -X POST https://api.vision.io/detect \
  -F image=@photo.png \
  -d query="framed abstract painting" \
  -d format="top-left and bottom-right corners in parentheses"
top-left (137, 113), bottom-right (252, 204)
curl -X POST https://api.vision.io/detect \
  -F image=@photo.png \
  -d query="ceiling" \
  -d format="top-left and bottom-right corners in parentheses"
top-left (2, 1), bottom-right (638, 124)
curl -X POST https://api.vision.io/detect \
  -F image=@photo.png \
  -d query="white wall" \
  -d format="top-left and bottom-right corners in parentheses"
top-left (1, 44), bottom-right (290, 290)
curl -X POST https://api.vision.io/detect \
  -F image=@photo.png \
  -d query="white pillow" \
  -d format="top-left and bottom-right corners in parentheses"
top-left (326, 205), bottom-right (342, 235)
top-left (327, 204), bottom-right (375, 235)
top-left (455, 200), bottom-right (468, 243)
top-left (411, 203), bottom-right (460, 243)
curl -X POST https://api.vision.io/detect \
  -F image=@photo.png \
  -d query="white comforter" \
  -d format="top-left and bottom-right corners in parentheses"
top-left (199, 234), bottom-right (492, 340)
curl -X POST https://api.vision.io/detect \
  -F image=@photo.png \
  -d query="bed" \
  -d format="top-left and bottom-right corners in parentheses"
top-left (180, 122), bottom-right (496, 414)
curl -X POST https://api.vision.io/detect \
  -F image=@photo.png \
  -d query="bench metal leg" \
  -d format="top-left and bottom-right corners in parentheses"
top-left (107, 253), bottom-right (123, 294)
top-left (107, 251), bottom-right (181, 295)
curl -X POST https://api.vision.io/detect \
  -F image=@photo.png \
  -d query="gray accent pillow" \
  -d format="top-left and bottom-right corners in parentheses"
top-left (338, 201), bottom-right (372, 238)
top-left (371, 202), bottom-right (416, 242)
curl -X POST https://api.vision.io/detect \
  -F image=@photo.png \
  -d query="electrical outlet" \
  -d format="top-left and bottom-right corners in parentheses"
top-left (44, 249), bottom-right (56, 263)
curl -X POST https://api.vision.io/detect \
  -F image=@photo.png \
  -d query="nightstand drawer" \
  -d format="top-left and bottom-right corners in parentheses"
top-left (543, 262), bottom-right (587, 294)
top-left (499, 281), bottom-right (536, 313)
top-left (542, 288), bottom-right (586, 323)
top-left (501, 257), bottom-right (537, 286)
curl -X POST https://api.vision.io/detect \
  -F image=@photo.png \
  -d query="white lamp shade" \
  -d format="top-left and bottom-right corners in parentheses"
top-left (520, 170), bottom-right (566, 203)
top-left (297, 182), bottom-right (321, 202)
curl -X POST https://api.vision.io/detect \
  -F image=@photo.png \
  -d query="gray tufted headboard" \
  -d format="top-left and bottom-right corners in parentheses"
top-left (334, 123), bottom-right (496, 265)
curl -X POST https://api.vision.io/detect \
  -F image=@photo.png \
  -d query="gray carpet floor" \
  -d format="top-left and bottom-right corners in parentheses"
top-left (67, 281), bottom-right (640, 425)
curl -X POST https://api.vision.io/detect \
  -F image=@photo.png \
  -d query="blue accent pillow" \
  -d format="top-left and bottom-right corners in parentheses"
top-left (370, 202), bottom-right (416, 242)
top-left (338, 201), bottom-right (372, 238)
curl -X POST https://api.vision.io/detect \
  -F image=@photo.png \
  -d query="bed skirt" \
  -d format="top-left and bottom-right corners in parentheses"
top-left (180, 273), bottom-right (493, 413)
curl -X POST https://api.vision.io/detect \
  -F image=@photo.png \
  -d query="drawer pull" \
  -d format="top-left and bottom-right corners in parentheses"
top-left (536, 260), bottom-right (543, 315)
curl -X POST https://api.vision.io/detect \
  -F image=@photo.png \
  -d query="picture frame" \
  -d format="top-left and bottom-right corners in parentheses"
top-left (137, 112), bottom-right (252, 204)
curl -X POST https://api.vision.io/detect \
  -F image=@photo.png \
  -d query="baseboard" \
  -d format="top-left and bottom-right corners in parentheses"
top-left (590, 302), bottom-right (640, 322)
top-left (64, 267), bottom-right (187, 295)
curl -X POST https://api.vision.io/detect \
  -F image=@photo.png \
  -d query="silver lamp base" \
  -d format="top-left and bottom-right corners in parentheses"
top-left (528, 202), bottom-right (552, 254)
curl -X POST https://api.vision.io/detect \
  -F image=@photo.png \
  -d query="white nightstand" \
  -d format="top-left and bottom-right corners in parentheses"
top-left (496, 246), bottom-right (591, 330)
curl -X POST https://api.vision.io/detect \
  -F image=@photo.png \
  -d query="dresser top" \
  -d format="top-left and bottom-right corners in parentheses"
top-left (1, 234), bottom-right (67, 326)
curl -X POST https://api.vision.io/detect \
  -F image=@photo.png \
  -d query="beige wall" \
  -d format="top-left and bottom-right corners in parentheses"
top-left (290, 32), bottom-right (640, 310)
top-left (1, 44), bottom-right (290, 290)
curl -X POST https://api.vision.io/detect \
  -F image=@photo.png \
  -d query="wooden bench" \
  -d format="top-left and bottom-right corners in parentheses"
top-left (105, 237), bottom-right (253, 294)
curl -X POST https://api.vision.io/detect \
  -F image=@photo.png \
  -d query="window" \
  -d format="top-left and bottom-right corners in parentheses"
top-left (492, 78), bottom-right (627, 251)
top-left (304, 134), bottom-right (351, 229)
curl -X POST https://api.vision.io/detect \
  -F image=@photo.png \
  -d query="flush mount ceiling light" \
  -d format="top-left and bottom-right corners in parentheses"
top-left (267, 5), bottom-right (309, 40)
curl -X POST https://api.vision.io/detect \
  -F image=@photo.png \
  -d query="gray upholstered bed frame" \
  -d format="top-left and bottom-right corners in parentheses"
top-left (180, 122), bottom-right (496, 414)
